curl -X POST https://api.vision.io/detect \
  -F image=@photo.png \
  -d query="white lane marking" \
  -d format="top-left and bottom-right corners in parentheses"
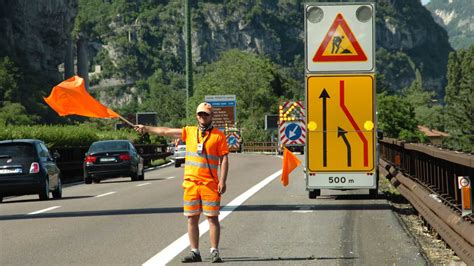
top-left (164, 176), bottom-right (175, 180)
top-left (95, 192), bottom-right (116, 198)
top-left (137, 183), bottom-right (151, 187)
top-left (27, 206), bottom-right (61, 215)
top-left (142, 169), bottom-right (283, 266)
top-left (292, 210), bottom-right (314, 213)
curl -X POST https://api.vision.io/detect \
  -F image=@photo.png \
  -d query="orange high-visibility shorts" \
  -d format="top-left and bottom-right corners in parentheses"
top-left (183, 180), bottom-right (221, 217)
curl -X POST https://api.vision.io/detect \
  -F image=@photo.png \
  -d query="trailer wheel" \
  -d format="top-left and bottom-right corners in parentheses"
top-left (309, 189), bottom-right (320, 199)
top-left (369, 188), bottom-right (378, 199)
top-left (369, 169), bottom-right (380, 199)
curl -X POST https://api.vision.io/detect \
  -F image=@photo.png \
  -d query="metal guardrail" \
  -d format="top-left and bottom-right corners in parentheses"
top-left (379, 138), bottom-right (473, 264)
top-left (379, 138), bottom-right (473, 217)
top-left (242, 141), bottom-right (277, 153)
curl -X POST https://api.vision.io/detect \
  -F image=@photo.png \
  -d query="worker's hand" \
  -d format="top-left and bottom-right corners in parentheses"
top-left (218, 181), bottom-right (226, 195)
top-left (134, 124), bottom-right (147, 134)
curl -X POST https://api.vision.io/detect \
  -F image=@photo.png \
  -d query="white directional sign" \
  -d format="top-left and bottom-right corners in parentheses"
top-left (280, 121), bottom-right (305, 145)
top-left (305, 3), bottom-right (375, 73)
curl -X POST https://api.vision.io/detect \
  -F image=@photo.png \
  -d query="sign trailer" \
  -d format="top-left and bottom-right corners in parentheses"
top-left (304, 2), bottom-right (377, 199)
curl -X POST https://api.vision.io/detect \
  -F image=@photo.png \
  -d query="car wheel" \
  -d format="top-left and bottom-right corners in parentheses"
top-left (174, 161), bottom-right (181, 168)
top-left (131, 170), bottom-right (139, 181)
top-left (84, 173), bottom-right (92, 184)
top-left (93, 179), bottom-right (101, 184)
top-left (308, 189), bottom-right (320, 199)
top-left (39, 177), bottom-right (50, 200)
top-left (0, 195), bottom-right (3, 203)
top-left (52, 177), bottom-right (62, 199)
top-left (138, 168), bottom-right (145, 181)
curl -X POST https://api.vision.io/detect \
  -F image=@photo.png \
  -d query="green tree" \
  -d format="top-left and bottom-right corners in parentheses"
top-left (0, 57), bottom-right (20, 103)
top-left (377, 93), bottom-right (422, 142)
top-left (140, 70), bottom-right (187, 127)
top-left (191, 50), bottom-right (294, 134)
top-left (443, 46), bottom-right (474, 152)
top-left (403, 69), bottom-right (444, 130)
top-left (0, 102), bottom-right (40, 126)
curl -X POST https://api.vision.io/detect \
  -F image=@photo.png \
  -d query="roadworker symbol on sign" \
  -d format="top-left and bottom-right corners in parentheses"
top-left (313, 13), bottom-right (367, 62)
top-left (285, 123), bottom-right (302, 141)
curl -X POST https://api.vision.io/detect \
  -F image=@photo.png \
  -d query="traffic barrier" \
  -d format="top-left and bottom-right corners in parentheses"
top-left (380, 160), bottom-right (474, 264)
top-left (242, 142), bottom-right (277, 153)
top-left (379, 138), bottom-right (473, 220)
top-left (379, 138), bottom-right (474, 264)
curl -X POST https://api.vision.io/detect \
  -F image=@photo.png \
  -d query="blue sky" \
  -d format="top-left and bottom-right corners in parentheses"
top-left (421, 0), bottom-right (431, 5)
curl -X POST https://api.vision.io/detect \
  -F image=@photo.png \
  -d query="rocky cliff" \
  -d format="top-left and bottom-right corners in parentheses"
top-left (99, 0), bottom-right (451, 95)
top-left (0, 0), bottom-right (77, 84)
top-left (0, 0), bottom-right (452, 103)
top-left (426, 0), bottom-right (473, 50)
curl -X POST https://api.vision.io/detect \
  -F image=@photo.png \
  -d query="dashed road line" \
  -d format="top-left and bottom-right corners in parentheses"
top-left (27, 206), bottom-right (61, 215)
top-left (136, 183), bottom-right (151, 187)
top-left (95, 192), bottom-right (116, 198)
top-left (164, 176), bottom-right (176, 180)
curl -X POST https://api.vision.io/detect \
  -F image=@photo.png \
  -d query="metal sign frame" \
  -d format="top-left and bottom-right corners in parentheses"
top-left (305, 2), bottom-right (375, 73)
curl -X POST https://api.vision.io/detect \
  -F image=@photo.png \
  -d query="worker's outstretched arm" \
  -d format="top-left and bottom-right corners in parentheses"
top-left (134, 125), bottom-right (182, 139)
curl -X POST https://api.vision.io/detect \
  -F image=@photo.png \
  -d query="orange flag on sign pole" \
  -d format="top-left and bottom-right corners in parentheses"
top-left (44, 75), bottom-right (120, 119)
top-left (281, 147), bottom-right (302, 186)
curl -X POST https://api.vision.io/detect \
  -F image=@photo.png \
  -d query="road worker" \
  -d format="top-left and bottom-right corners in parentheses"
top-left (134, 102), bottom-right (229, 263)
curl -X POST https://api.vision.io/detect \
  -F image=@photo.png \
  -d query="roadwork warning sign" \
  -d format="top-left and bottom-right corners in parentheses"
top-left (312, 13), bottom-right (367, 62)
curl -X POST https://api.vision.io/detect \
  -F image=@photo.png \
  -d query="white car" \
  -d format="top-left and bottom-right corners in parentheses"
top-left (173, 140), bottom-right (186, 167)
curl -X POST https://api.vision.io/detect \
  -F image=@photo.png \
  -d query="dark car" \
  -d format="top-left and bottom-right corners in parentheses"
top-left (0, 139), bottom-right (62, 202)
top-left (83, 140), bottom-right (144, 184)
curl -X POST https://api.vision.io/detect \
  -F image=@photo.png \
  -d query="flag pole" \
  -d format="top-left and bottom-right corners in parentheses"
top-left (118, 115), bottom-right (135, 127)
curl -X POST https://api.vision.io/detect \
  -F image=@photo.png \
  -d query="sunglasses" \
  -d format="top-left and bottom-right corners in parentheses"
top-left (197, 112), bottom-right (210, 117)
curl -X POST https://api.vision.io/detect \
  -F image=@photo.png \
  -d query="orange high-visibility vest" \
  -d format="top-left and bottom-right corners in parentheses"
top-left (182, 126), bottom-right (229, 184)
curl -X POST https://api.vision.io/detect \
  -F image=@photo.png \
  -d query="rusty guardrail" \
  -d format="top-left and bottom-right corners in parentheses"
top-left (242, 141), bottom-right (277, 153)
top-left (379, 138), bottom-right (473, 216)
top-left (379, 138), bottom-right (473, 264)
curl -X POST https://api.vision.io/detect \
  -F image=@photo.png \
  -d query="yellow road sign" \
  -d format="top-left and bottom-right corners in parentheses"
top-left (307, 75), bottom-right (374, 172)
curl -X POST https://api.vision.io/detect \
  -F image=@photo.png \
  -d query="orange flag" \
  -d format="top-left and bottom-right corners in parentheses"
top-left (281, 147), bottom-right (302, 186)
top-left (44, 76), bottom-right (119, 118)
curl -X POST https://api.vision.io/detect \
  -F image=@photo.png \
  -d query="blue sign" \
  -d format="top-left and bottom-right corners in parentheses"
top-left (285, 123), bottom-right (302, 141)
top-left (228, 135), bottom-right (237, 146)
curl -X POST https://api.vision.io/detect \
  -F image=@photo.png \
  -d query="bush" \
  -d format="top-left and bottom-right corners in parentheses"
top-left (0, 124), bottom-right (164, 148)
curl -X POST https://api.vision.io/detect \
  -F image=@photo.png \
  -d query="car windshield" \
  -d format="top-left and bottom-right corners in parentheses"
top-left (89, 142), bottom-right (129, 152)
top-left (0, 143), bottom-right (36, 158)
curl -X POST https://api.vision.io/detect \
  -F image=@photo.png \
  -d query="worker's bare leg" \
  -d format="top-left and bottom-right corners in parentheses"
top-left (208, 216), bottom-right (220, 248)
top-left (188, 215), bottom-right (200, 249)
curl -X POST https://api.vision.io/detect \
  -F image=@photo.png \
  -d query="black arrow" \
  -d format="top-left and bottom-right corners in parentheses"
top-left (338, 127), bottom-right (352, 167)
top-left (319, 89), bottom-right (330, 167)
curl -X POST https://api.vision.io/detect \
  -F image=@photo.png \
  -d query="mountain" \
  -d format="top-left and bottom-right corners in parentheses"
top-left (90, 0), bottom-right (452, 95)
top-left (425, 0), bottom-right (473, 50)
top-left (0, 0), bottom-right (453, 122)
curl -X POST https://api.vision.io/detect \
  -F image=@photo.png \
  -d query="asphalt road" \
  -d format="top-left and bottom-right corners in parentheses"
top-left (0, 153), bottom-right (425, 265)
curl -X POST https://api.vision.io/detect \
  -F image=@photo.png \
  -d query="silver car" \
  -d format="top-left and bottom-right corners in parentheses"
top-left (173, 140), bottom-right (186, 168)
